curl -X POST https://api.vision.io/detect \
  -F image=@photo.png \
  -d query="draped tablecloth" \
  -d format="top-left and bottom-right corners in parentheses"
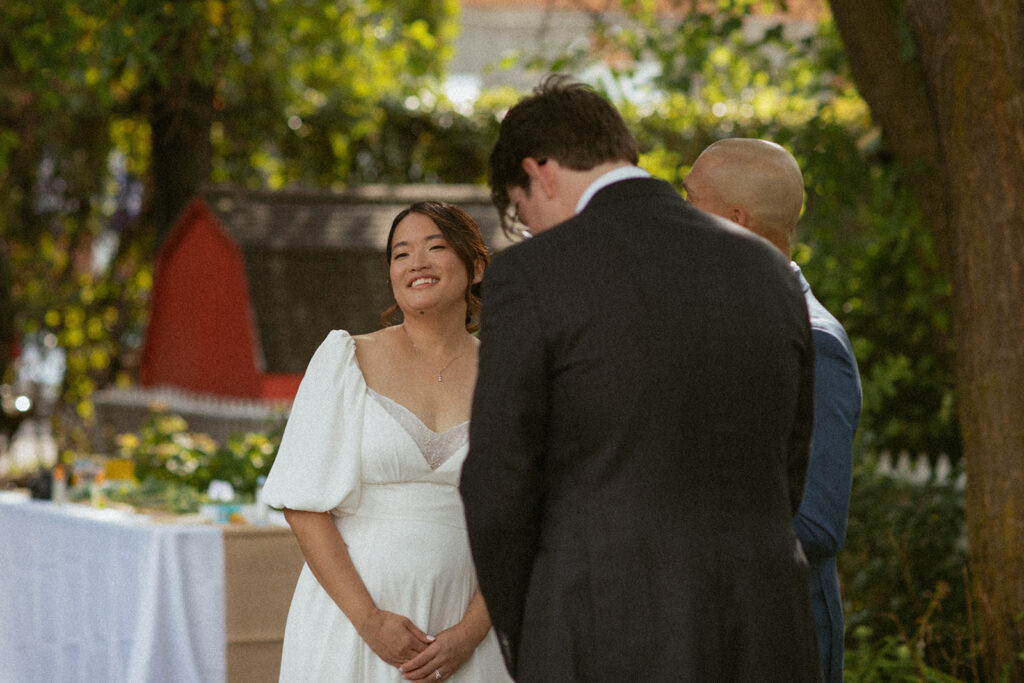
top-left (0, 492), bottom-right (226, 683)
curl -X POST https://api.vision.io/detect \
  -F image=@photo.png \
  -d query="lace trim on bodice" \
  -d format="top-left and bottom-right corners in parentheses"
top-left (366, 388), bottom-right (469, 470)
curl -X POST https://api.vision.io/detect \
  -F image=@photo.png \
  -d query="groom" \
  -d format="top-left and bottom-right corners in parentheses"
top-left (460, 74), bottom-right (821, 681)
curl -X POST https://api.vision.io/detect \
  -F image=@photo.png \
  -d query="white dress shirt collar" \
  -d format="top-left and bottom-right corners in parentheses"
top-left (790, 261), bottom-right (811, 293)
top-left (575, 165), bottom-right (652, 214)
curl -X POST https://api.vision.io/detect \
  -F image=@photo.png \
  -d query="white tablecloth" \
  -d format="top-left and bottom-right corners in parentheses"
top-left (0, 492), bottom-right (226, 683)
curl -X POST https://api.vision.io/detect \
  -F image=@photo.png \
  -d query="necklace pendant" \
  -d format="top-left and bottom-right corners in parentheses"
top-left (437, 372), bottom-right (444, 383)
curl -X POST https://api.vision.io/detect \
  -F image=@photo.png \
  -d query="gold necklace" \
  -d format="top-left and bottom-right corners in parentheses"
top-left (402, 324), bottom-right (464, 383)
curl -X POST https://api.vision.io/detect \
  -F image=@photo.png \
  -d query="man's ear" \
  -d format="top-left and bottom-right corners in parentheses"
top-left (730, 206), bottom-right (751, 228)
top-left (521, 157), bottom-right (557, 199)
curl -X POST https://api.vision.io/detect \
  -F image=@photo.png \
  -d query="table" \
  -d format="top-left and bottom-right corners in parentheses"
top-left (0, 492), bottom-right (304, 683)
top-left (221, 524), bottom-right (304, 682)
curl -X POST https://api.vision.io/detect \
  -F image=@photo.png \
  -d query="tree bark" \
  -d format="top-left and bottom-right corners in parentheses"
top-left (829, 1), bottom-right (1024, 679)
top-left (145, 77), bottom-right (214, 243)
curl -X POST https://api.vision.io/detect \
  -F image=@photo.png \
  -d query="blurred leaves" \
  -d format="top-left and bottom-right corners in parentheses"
top-left (840, 455), bottom-right (976, 678)
top-left (116, 409), bottom-right (285, 497)
top-left (80, 476), bottom-right (206, 515)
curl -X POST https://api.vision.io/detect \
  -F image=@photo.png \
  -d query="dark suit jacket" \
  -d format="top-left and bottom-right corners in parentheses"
top-left (791, 266), bottom-right (862, 683)
top-left (460, 178), bottom-right (821, 682)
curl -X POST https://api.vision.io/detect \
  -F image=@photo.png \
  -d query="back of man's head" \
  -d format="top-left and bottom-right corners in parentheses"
top-left (686, 138), bottom-right (804, 254)
top-left (488, 74), bottom-right (640, 222)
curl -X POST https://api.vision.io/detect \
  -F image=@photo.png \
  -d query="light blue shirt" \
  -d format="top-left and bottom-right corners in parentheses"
top-left (575, 166), bottom-right (651, 214)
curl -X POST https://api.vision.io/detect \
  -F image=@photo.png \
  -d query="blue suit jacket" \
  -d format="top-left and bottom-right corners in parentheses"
top-left (792, 264), bottom-right (862, 682)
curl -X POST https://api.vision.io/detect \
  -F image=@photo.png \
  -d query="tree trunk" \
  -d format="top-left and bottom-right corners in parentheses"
top-left (829, 0), bottom-right (1024, 679)
top-left (145, 77), bottom-right (214, 243)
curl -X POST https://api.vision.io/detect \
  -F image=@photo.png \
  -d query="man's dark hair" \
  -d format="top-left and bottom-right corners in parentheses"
top-left (488, 74), bottom-right (640, 225)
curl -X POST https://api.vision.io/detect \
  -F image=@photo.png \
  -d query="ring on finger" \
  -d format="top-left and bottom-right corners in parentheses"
top-left (434, 669), bottom-right (442, 680)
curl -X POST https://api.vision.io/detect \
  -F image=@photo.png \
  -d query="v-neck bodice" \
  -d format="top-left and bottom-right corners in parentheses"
top-left (366, 387), bottom-right (468, 471)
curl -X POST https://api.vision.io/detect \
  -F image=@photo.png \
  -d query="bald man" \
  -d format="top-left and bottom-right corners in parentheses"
top-left (685, 138), bottom-right (863, 683)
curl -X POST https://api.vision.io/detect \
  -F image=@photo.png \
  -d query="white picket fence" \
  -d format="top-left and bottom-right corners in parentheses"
top-left (874, 450), bottom-right (965, 489)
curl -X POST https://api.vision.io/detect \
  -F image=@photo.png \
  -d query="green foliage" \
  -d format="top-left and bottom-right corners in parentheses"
top-left (115, 410), bottom-right (285, 498)
top-left (840, 456), bottom-right (978, 679)
top-left (796, 120), bottom-right (957, 457)
top-left (2, 0), bottom-right (464, 202)
top-left (11, 237), bottom-right (153, 428)
top-left (343, 94), bottom-right (508, 185)
top-left (845, 625), bottom-right (967, 682)
top-left (211, 0), bottom-right (461, 187)
top-left (70, 476), bottom-right (206, 516)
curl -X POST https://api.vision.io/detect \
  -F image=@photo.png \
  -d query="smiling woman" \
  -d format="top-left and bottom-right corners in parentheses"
top-left (259, 201), bottom-right (511, 683)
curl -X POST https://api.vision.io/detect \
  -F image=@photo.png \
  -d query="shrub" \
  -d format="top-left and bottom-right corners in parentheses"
top-left (841, 454), bottom-right (979, 679)
top-left (115, 409), bottom-right (284, 498)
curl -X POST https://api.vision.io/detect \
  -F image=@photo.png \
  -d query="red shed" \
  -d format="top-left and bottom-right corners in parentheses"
top-left (141, 198), bottom-right (270, 399)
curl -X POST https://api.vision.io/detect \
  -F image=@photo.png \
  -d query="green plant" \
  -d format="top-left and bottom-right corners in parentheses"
top-left (845, 625), bottom-right (966, 682)
top-left (841, 454), bottom-right (978, 679)
top-left (70, 477), bottom-right (206, 515)
top-left (116, 409), bottom-right (284, 497)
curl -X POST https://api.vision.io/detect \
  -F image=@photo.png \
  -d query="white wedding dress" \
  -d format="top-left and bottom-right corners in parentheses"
top-left (262, 330), bottom-right (513, 682)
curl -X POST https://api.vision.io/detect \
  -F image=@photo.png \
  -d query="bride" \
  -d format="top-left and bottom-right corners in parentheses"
top-left (262, 201), bottom-right (512, 682)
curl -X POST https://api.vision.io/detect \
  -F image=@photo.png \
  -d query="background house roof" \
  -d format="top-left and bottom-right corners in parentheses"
top-left (200, 184), bottom-right (512, 375)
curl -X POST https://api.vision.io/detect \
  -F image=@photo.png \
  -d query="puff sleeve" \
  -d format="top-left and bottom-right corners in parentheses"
top-left (261, 330), bottom-right (366, 515)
